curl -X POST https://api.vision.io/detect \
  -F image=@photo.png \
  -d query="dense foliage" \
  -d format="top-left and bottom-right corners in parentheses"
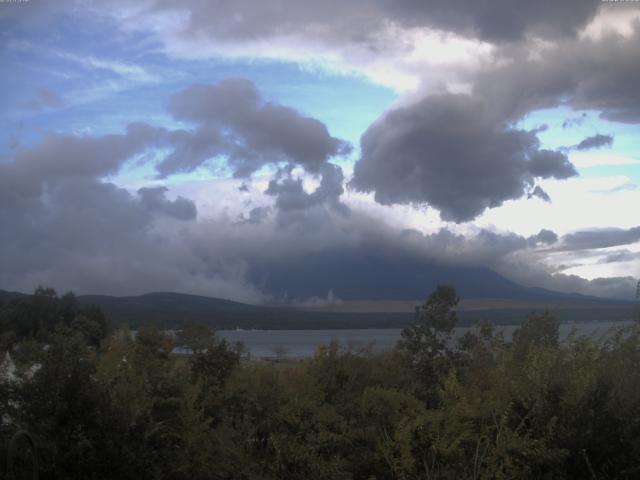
top-left (2, 286), bottom-right (640, 479)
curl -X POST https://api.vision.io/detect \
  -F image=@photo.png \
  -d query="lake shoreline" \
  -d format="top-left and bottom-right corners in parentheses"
top-left (215, 320), bottom-right (635, 358)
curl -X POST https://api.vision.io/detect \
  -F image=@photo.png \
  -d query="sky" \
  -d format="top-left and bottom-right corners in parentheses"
top-left (1, 0), bottom-right (639, 302)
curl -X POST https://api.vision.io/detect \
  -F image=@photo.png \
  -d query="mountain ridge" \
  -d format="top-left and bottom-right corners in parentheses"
top-left (246, 250), bottom-right (634, 303)
top-left (1, 287), bottom-right (635, 330)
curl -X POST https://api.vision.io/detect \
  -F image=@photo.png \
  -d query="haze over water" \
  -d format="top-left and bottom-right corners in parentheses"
top-left (218, 321), bottom-right (634, 358)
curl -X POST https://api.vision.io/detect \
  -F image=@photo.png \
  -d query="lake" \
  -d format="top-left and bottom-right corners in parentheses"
top-left (217, 320), bottom-right (634, 358)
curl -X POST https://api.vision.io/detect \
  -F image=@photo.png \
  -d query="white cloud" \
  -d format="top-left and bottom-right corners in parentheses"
top-left (89, 1), bottom-right (494, 93)
top-left (58, 52), bottom-right (158, 83)
top-left (570, 151), bottom-right (640, 168)
top-left (580, 5), bottom-right (640, 41)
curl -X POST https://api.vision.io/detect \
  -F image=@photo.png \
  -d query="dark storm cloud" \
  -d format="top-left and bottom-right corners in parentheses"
top-left (137, 186), bottom-right (197, 221)
top-left (156, 79), bottom-right (351, 225)
top-left (0, 123), bottom-right (633, 301)
top-left (0, 79), bottom-right (353, 301)
top-left (574, 134), bottom-right (614, 151)
top-left (106, 4), bottom-right (639, 225)
top-left (501, 259), bottom-right (637, 300)
top-left (265, 163), bottom-right (349, 227)
top-left (559, 227), bottom-right (640, 251)
top-left (4, 4), bottom-right (639, 303)
top-left (527, 186), bottom-right (551, 203)
top-left (570, 31), bottom-right (640, 124)
top-left (283, 229), bottom-right (636, 300)
top-left (154, 126), bottom-right (226, 178)
top-left (0, 123), bottom-right (160, 204)
top-left (94, 0), bottom-right (602, 49)
top-left (528, 229), bottom-right (559, 247)
top-left (351, 24), bottom-right (640, 221)
top-left (0, 166), bottom-right (266, 301)
top-left (474, 25), bottom-right (640, 123)
top-left (426, 228), bottom-right (530, 263)
top-left (0, 176), bottom-right (208, 298)
top-left (351, 94), bottom-right (576, 222)
top-left (379, 0), bottom-right (602, 42)
top-left (0, 121), bottom-right (515, 298)
top-left (0, 122), bottom-right (198, 289)
top-left (161, 79), bottom-right (350, 177)
top-left (15, 3), bottom-right (640, 230)
top-left (238, 207), bottom-right (271, 225)
top-left (237, 218), bottom-right (634, 301)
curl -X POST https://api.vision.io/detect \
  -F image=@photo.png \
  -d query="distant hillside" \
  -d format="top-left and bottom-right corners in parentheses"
top-left (77, 292), bottom-right (414, 329)
top-left (0, 289), bottom-right (26, 303)
top-left (1, 289), bottom-right (635, 330)
top-left (76, 291), bottom-right (639, 329)
top-left (247, 249), bottom-right (628, 303)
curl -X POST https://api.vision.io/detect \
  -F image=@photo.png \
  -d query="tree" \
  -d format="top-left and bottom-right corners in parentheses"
top-left (190, 339), bottom-right (239, 390)
top-left (15, 332), bottom-right (116, 478)
top-left (512, 311), bottom-right (560, 361)
top-left (0, 287), bottom-right (108, 350)
top-left (398, 285), bottom-right (459, 404)
top-left (177, 322), bottom-right (215, 355)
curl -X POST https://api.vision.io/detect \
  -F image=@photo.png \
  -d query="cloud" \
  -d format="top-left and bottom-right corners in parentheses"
top-left (157, 79), bottom-right (350, 177)
top-left (0, 176), bottom-right (236, 297)
top-left (500, 256), bottom-right (638, 299)
top-left (3, 3), bottom-right (640, 302)
top-left (474, 24), bottom-right (640, 123)
top-left (528, 229), bottom-right (558, 247)
top-left (56, 0), bottom-right (596, 94)
top-left (351, 93), bottom-right (576, 222)
top-left (233, 216), bottom-right (635, 301)
top-left (345, 24), bottom-right (640, 222)
top-left (93, 0), bottom-right (602, 49)
top-left (597, 250), bottom-right (640, 264)
top-left (559, 226), bottom-right (640, 251)
top-left (0, 128), bottom-right (634, 301)
top-left (0, 172), bottom-right (264, 302)
top-left (137, 186), bottom-right (197, 221)
top-left (574, 133), bottom-right (614, 151)
top-left (154, 126), bottom-right (227, 177)
top-left (57, 52), bottom-right (157, 83)
top-left (0, 80), bottom-right (356, 301)
top-left (237, 206), bottom-right (271, 225)
top-left (527, 186), bottom-right (551, 202)
top-left (265, 163), bottom-right (349, 228)
top-left (569, 152), bottom-right (640, 168)
top-left (379, 0), bottom-right (602, 42)
top-left (0, 123), bottom-right (160, 205)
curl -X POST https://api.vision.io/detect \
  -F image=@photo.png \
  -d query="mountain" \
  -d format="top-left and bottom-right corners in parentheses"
top-left (77, 292), bottom-right (414, 329)
top-left (1, 258), bottom-right (636, 330)
top-left (2, 288), bottom-right (635, 330)
top-left (0, 289), bottom-right (27, 303)
top-left (248, 250), bottom-right (625, 303)
top-left (64, 291), bottom-right (640, 329)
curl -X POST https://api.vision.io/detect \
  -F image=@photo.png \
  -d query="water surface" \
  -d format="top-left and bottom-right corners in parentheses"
top-left (217, 320), bottom-right (633, 358)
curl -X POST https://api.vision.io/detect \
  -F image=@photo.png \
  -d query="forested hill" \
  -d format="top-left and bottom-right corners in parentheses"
top-left (77, 292), bottom-right (414, 329)
top-left (1, 289), bottom-right (634, 330)
top-left (3, 286), bottom-right (640, 479)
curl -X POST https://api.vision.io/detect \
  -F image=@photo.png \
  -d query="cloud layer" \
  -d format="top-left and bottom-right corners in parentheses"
top-left (1, 1), bottom-right (639, 302)
top-left (162, 79), bottom-right (350, 177)
top-left (351, 94), bottom-right (576, 222)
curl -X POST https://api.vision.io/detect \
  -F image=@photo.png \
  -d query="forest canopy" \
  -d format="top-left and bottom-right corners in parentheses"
top-left (1, 286), bottom-right (640, 479)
